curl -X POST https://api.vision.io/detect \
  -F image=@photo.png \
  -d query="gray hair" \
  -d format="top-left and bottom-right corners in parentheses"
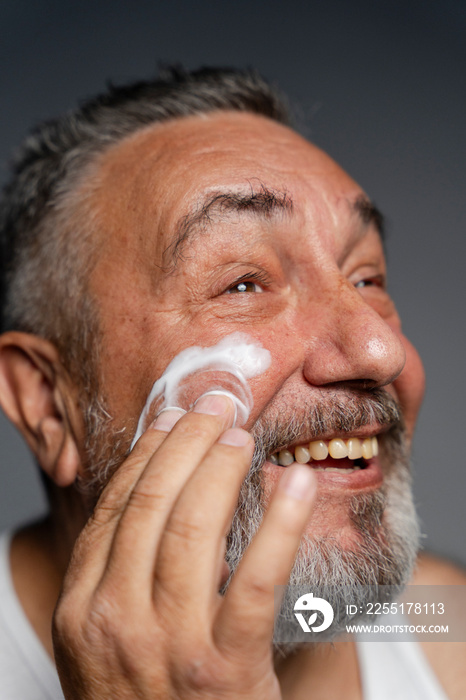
top-left (0, 66), bottom-right (291, 392)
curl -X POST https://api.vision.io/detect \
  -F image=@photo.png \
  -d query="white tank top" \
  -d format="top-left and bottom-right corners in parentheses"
top-left (0, 531), bottom-right (64, 699)
top-left (356, 623), bottom-right (449, 699)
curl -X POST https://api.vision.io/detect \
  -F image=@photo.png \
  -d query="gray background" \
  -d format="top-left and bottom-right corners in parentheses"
top-left (1, 0), bottom-right (465, 563)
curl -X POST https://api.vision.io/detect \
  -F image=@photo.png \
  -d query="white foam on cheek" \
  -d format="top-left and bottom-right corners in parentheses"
top-left (130, 332), bottom-right (271, 448)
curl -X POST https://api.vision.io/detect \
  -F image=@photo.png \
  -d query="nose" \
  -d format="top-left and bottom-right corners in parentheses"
top-left (301, 280), bottom-right (406, 389)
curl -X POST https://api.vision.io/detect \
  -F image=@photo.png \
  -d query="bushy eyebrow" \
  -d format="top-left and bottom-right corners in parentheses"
top-left (161, 188), bottom-right (384, 272)
top-left (352, 195), bottom-right (385, 240)
top-left (162, 182), bottom-right (293, 270)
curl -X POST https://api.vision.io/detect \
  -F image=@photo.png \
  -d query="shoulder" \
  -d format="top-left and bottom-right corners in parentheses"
top-left (410, 551), bottom-right (466, 700)
top-left (411, 550), bottom-right (466, 585)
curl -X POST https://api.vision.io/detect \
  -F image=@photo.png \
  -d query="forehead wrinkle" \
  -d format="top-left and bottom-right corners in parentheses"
top-left (161, 181), bottom-right (293, 272)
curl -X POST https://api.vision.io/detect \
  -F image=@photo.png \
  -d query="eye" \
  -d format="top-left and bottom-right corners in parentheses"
top-left (226, 280), bottom-right (264, 294)
top-left (354, 275), bottom-right (384, 289)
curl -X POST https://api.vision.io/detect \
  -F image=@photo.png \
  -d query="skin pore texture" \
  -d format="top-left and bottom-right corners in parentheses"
top-left (4, 110), bottom-right (466, 699)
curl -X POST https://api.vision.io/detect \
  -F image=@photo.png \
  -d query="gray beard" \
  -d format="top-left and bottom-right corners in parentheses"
top-left (78, 387), bottom-right (420, 648)
top-left (224, 389), bottom-right (420, 648)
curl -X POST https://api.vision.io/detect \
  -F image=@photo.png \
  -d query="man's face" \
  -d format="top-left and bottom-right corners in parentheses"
top-left (86, 111), bottom-right (425, 558)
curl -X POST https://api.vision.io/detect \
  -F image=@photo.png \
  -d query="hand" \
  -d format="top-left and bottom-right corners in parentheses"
top-left (52, 394), bottom-right (317, 699)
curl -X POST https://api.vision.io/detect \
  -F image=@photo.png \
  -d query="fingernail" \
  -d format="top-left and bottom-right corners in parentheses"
top-left (218, 428), bottom-right (251, 447)
top-left (193, 392), bottom-right (234, 416)
top-left (279, 464), bottom-right (317, 501)
top-left (150, 407), bottom-right (186, 432)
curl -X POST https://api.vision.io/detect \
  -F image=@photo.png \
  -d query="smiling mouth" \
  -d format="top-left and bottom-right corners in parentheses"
top-left (267, 436), bottom-right (379, 473)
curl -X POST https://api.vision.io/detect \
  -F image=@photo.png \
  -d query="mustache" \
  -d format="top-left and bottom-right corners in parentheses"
top-left (249, 388), bottom-right (404, 474)
top-left (78, 386), bottom-right (403, 503)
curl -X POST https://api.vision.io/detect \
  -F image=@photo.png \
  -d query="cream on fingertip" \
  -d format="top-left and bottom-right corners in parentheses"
top-left (149, 407), bottom-right (186, 432)
top-left (130, 332), bottom-right (271, 448)
top-left (193, 390), bottom-right (238, 422)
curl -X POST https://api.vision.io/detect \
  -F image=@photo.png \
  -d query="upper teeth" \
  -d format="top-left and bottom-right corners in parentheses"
top-left (269, 436), bottom-right (379, 467)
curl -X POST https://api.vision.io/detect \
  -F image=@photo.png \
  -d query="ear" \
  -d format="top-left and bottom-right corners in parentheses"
top-left (0, 331), bottom-right (83, 487)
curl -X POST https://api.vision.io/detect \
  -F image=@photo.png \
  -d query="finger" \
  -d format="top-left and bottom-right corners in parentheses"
top-left (153, 428), bottom-right (254, 613)
top-left (101, 394), bottom-right (237, 593)
top-left (61, 409), bottom-right (185, 596)
top-left (215, 464), bottom-right (317, 654)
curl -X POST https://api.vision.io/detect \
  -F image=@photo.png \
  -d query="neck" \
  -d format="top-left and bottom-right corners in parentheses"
top-left (276, 640), bottom-right (362, 699)
top-left (10, 487), bottom-right (89, 659)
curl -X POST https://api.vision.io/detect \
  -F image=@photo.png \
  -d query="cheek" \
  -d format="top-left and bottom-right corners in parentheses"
top-left (244, 326), bottom-right (303, 423)
top-left (392, 333), bottom-right (426, 442)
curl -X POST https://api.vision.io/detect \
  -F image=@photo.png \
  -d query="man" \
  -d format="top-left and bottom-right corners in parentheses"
top-left (0, 66), bottom-right (464, 699)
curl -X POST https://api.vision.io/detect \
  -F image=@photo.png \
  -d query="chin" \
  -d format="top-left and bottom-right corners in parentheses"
top-left (226, 433), bottom-right (421, 649)
top-left (275, 465), bottom-right (420, 649)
